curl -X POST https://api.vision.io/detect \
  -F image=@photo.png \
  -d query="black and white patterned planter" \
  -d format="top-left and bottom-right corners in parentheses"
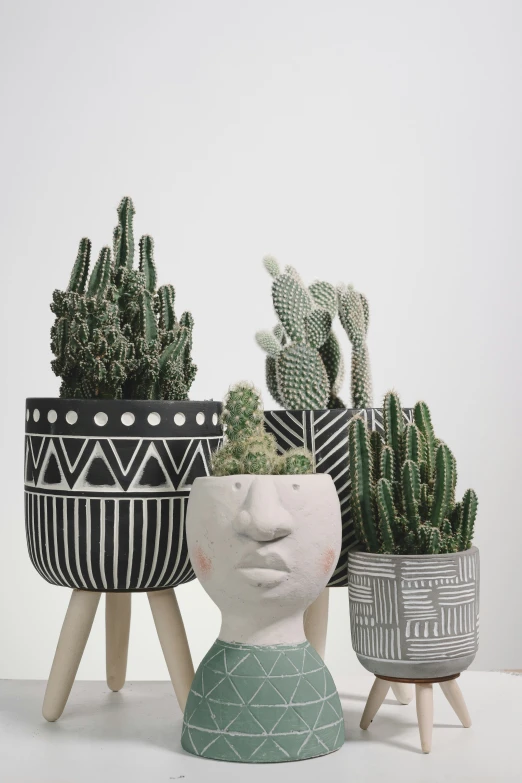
top-left (348, 548), bottom-right (480, 679)
top-left (24, 398), bottom-right (222, 592)
top-left (264, 408), bottom-right (413, 587)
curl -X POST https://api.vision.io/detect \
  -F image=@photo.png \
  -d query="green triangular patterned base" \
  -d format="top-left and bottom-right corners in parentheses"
top-left (182, 640), bottom-right (345, 763)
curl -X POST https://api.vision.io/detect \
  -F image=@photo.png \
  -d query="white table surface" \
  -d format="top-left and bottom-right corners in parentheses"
top-left (0, 672), bottom-right (520, 783)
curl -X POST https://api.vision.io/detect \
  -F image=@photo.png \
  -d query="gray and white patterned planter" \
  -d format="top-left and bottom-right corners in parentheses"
top-left (264, 408), bottom-right (413, 587)
top-left (24, 398), bottom-right (222, 592)
top-left (348, 548), bottom-right (480, 679)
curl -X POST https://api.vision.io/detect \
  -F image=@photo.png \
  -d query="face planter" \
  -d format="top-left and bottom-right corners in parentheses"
top-left (182, 474), bottom-right (345, 763)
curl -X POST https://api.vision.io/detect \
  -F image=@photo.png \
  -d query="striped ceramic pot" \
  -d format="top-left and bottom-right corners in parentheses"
top-left (348, 548), bottom-right (480, 679)
top-left (24, 398), bottom-right (222, 592)
top-left (264, 408), bottom-right (413, 587)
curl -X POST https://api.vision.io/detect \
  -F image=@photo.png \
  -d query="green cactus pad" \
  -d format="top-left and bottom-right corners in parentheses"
top-left (275, 344), bottom-right (330, 410)
top-left (182, 640), bottom-right (344, 763)
top-left (272, 273), bottom-right (312, 342)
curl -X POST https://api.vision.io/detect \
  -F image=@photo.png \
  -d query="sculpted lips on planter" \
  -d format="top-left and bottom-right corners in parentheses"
top-left (236, 549), bottom-right (291, 587)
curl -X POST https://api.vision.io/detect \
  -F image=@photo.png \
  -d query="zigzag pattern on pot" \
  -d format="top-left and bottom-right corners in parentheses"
top-left (264, 408), bottom-right (413, 586)
top-left (24, 435), bottom-right (220, 493)
top-left (348, 550), bottom-right (480, 663)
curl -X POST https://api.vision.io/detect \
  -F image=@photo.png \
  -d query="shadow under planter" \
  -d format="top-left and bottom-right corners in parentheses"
top-left (264, 408), bottom-right (413, 587)
top-left (348, 547), bottom-right (480, 752)
top-left (24, 398), bottom-right (223, 720)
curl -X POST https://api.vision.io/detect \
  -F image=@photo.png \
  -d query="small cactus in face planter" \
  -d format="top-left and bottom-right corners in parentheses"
top-left (256, 256), bottom-right (372, 409)
top-left (212, 382), bottom-right (314, 476)
top-left (50, 197), bottom-right (196, 399)
top-left (348, 391), bottom-right (478, 554)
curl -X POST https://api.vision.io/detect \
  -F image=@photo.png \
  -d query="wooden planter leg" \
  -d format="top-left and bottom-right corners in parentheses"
top-left (360, 677), bottom-right (390, 729)
top-left (304, 587), bottom-right (329, 659)
top-left (147, 588), bottom-right (194, 712)
top-left (390, 681), bottom-right (413, 704)
top-left (415, 682), bottom-right (434, 753)
top-left (106, 593), bottom-right (131, 692)
top-left (440, 679), bottom-right (472, 727)
top-left (42, 589), bottom-right (101, 722)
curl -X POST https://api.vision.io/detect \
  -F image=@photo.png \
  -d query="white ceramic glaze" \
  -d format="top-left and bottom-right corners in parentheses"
top-left (186, 474), bottom-right (341, 646)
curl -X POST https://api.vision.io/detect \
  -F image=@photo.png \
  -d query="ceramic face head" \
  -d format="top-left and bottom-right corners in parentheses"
top-left (186, 474), bottom-right (341, 617)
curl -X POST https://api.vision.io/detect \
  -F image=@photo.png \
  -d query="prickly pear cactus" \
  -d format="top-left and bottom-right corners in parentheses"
top-left (212, 382), bottom-right (314, 476)
top-left (50, 197), bottom-right (197, 400)
top-left (256, 257), bottom-right (373, 410)
top-left (348, 391), bottom-right (478, 555)
top-left (256, 258), bottom-right (345, 410)
top-left (337, 284), bottom-right (372, 408)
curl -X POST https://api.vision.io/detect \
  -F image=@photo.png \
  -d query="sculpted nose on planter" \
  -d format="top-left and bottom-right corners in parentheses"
top-left (232, 477), bottom-right (293, 542)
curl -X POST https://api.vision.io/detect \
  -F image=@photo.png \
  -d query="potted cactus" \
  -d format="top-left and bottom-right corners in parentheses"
top-left (25, 197), bottom-right (222, 721)
top-left (347, 390), bottom-right (479, 751)
top-left (256, 258), bottom-right (412, 589)
top-left (181, 383), bottom-right (345, 763)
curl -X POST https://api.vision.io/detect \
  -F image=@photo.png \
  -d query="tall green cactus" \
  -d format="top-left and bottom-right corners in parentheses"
top-left (50, 197), bottom-right (196, 400)
top-left (256, 257), bottom-right (373, 410)
top-left (212, 382), bottom-right (314, 476)
top-left (348, 391), bottom-right (478, 554)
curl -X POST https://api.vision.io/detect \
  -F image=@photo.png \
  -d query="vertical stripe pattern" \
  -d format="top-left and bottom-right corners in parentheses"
top-left (24, 492), bottom-right (195, 591)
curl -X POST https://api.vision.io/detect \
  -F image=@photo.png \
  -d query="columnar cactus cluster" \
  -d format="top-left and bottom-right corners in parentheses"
top-left (348, 391), bottom-right (478, 554)
top-left (212, 382), bottom-right (314, 476)
top-left (50, 197), bottom-right (197, 399)
top-left (255, 257), bottom-right (372, 410)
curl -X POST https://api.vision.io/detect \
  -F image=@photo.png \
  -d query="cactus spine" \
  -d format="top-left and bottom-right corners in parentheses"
top-left (348, 391), bottom-right (478, 554)
top-left (212, 382), bottom-right (314, 476)
top-left (257, 257), bottom-right (375, 410)
top-left (50, 197), bottom-right (196, 400)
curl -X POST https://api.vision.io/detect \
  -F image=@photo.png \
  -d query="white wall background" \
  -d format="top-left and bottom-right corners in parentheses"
top-left (1, 0), bottom-right (521, 682)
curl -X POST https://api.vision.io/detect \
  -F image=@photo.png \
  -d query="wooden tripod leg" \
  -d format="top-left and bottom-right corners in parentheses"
top-left (304, 587), bottom-right (329, 659)
top-left (440, 679), bottom-right (472, 727)
top-left (148, 588), bottom-right (194, 712)
top-left (360, 677), bottom-right (390, 729)
top-left (416, 682), bottom-right (434, 753)
top-left (106, 593), bottom-right (131, 692)
top-left (390, 681), bottom-right (414, 704)
top-left (42, 589), bottom-right (101, 722)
